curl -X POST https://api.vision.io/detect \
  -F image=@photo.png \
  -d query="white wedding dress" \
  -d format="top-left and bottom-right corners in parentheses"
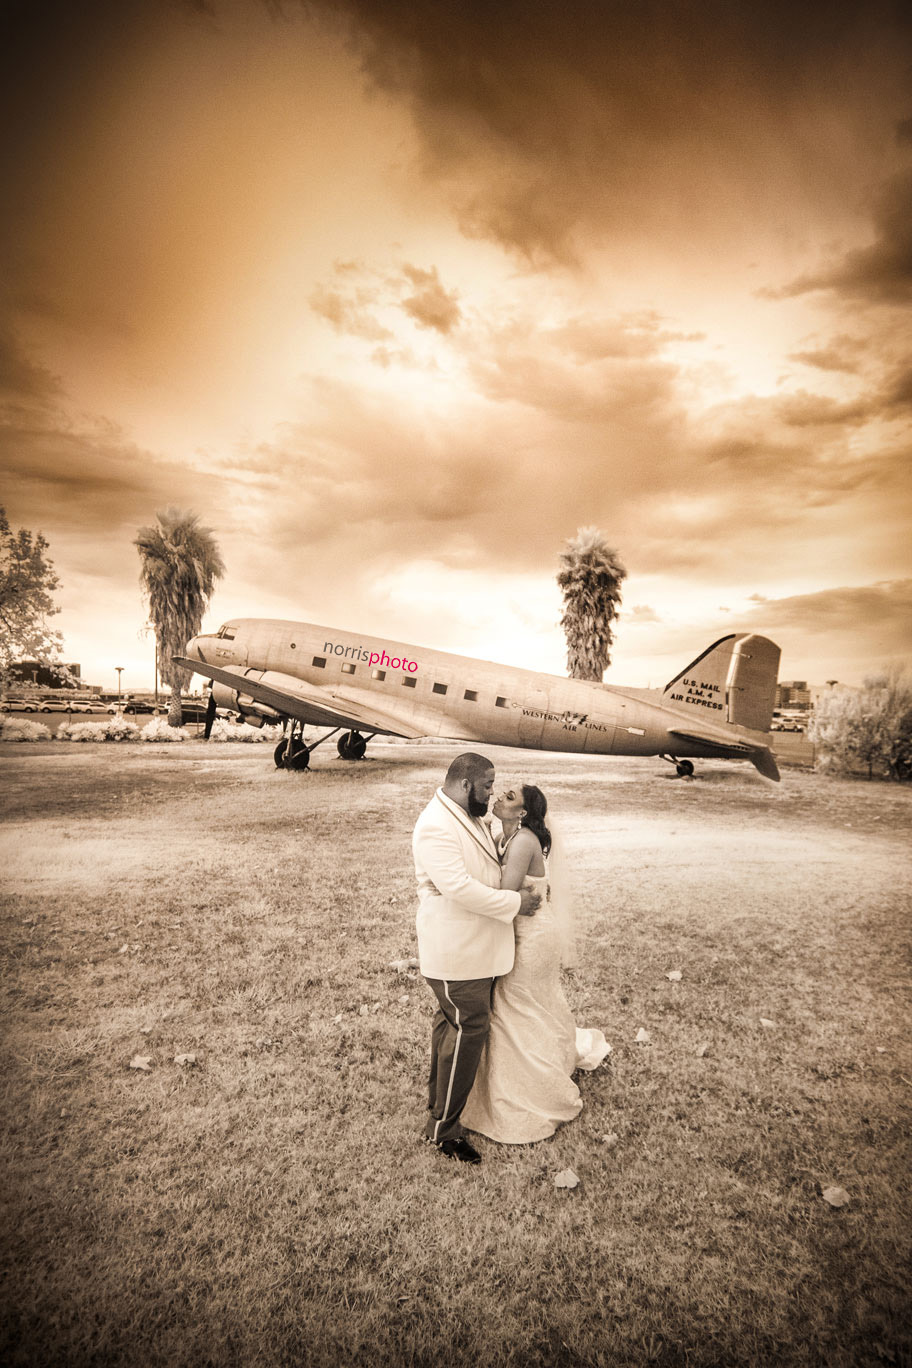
top-left (461, 871), bottom-right (610, 1144)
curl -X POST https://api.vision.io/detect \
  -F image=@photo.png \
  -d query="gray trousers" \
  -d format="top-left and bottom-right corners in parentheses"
top-left (424, 976), bottom-right (496, 1143)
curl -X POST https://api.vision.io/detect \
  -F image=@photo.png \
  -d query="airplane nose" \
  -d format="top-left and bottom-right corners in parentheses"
top-left (184, 635), bottom-right (202, 662)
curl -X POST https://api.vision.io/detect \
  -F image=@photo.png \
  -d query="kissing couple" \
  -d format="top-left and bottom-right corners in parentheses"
top-left (413, 752), bottom-right (610, 1164)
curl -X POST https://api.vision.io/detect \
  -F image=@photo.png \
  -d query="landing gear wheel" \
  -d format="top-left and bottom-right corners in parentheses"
top-left (337, 730), bottom-right (367, 761)
top-left (274, 737), bottom-right (310, 770)
top-left (676, 760), bottom-right (695, 777)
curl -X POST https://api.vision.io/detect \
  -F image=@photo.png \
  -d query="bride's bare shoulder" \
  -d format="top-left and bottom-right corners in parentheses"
top-left (516, 827), bottom-right (546, 874)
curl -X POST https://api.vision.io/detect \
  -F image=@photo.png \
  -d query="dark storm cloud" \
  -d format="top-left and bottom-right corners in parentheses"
top-left (3, 417), bottom-right (228, 539)
top-left (0, 330), bottom-right (230, 551)
top-left (0, 330), bottom-right (62, 407)
top-left (768, 169), bottom-right (912, 304)
top-left (302, 0), bottom-right (912, 262)
top-left (545, 314), bottom-right (702, 362)
top-left (879, 364), bottom-right (912, 412)
top-left (740, 581), bottom-right (912, 664)
top-left (626, 580), bottom-right (912, 680)
top-left (308, 261), bottom-right (461, 343)
top-left (309, 284), bottom-right (393, 341)
top-left (788, 338), bottom-right (863, 374)
top-left (464, 312), bottom-right (684, 426)
top-left (749, 579), bottom-right (912, 633)
top-left (400, 265), bottom-right (461, 335)
top-left (773, 392), bottom-right (872, 428)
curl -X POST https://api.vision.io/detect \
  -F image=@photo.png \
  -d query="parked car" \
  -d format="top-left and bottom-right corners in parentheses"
top-left (106, 700), bottom-right (166, 715)
top-left (0, 698), bottom-right (39, 711)
top-left (172, 700), bottom-right (211, 723)
top-left (39, 700), bottom-right (77, 713)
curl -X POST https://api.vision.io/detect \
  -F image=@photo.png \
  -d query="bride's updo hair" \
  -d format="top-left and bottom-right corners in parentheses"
top-left (520, 784), bottom-right (551, 856)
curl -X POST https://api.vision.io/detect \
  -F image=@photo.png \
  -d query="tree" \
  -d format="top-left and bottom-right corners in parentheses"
top-left (810, 671), bottom-right (912, 781)
top-left (135, 508), bottom-right (225, 726)
top-left (0, 507), bottom-right (68, 689)
top-left (557, 527), bottom-right (627, 681)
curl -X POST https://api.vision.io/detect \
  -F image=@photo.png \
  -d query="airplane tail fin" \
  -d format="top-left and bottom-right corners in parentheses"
top-left (662, 633), bottom-right (781, 734)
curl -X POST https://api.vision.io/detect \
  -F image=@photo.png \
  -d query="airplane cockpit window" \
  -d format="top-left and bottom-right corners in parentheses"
top-left (217, 624), bottom-right (237, 641)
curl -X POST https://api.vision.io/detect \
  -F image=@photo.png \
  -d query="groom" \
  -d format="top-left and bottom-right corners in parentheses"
top-left (413, 752), bottom-right (540, 1164)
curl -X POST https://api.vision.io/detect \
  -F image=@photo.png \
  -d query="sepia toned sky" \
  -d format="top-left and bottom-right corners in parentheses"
top-left (2, 0), bottom-right (910, 692)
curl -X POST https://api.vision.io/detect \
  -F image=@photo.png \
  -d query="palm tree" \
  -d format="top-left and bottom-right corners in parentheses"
top-left (557, 527), bottom-right (627, 681)
top-left (135, 508), bottom-right (225, 726)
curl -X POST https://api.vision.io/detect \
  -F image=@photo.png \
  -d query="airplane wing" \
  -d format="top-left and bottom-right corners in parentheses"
top-left (667, 727), bottom-right (780, 781)
top-left (172, 656), bottom-right (428, 739)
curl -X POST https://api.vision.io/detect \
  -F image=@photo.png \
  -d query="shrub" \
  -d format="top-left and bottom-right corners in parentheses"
top-left (139, 716), bottom-right (190, 742)
top-left (0, 716), bottom-right (51, 741)
top-left (58, 715), bottom-right (140, 743)
top-left (811, 671), bottom-right (912, 780)
top-left (206, 718), bottom-right (284, 743)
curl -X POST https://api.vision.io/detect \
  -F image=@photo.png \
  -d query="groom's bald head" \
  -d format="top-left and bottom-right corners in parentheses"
top-left (443, 752), bottom-right (496, 817)
top-left (445, 753), bottom-right (494, 787)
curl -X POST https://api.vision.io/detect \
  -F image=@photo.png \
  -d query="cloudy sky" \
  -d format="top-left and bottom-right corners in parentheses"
top-left (2, 0), bottom-right (910, 692)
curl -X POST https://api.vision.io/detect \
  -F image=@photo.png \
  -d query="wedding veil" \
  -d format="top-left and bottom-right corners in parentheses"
top-left (546, 814), bottom-right (578, 970)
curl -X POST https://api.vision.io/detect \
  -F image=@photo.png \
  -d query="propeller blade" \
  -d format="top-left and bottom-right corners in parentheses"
top-left (203, 691), bottom-right (217, 739)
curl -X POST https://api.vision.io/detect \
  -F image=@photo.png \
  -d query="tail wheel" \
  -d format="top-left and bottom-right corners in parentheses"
top-left (337, 730), bottom-right (367, 761)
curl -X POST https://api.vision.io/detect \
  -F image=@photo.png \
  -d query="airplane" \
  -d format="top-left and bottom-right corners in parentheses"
top-left (175, 618), bottom-right (782, 781)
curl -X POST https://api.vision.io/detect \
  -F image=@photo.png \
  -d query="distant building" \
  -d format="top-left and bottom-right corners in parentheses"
top-left (10, 660), bottom-right (82, 688)
top-left (776, 680), bottom-right (811, 710)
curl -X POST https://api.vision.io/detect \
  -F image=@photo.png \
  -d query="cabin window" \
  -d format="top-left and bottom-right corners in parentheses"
top-left (341, 663), bottom-right (356, 675)
top-left (312, 656), bottom-right (327, 668)
top-left (403, 677), bottom-right (417, 689)
top-left (495, 696), bottom-right (508, 708)
top-left (464, 690), bottom-right (478, 702)
top-left (432, 683), bottom-right (448, 695)
top-left (372, 668), bottom-right (386, 681)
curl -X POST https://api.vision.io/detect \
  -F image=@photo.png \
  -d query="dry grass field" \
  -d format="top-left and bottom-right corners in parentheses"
top-left (1, 740), bottom-right (910, 1368)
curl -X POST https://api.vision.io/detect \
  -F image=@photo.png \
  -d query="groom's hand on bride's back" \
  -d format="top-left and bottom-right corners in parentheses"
top-left (518, 888), bottom-right (541, 917)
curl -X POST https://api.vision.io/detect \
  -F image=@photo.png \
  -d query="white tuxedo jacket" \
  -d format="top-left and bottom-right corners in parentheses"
top-left (413, 789), bottom-right (521, 980)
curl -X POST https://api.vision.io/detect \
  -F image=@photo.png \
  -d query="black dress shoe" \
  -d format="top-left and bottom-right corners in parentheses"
top-left (433, 1136), bottom-right (482, 1164)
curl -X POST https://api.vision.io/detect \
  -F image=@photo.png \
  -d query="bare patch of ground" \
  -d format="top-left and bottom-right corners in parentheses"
top-left (1, 743), bottom-right (910, 1367)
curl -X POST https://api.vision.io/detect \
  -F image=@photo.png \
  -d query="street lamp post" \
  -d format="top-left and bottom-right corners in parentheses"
top-left (116, 667), bottom-right (123, 704)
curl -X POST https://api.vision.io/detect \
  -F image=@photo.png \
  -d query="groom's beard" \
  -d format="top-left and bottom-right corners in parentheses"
top-left (467, 786), bottom-right (489, 818)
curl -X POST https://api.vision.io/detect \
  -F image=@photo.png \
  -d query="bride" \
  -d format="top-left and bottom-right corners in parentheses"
top-left (461, 783), bottom-right (610, 1145)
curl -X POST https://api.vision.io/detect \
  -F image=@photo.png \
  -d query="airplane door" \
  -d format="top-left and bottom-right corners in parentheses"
top-left (518, 688), bottom-right (549, 747)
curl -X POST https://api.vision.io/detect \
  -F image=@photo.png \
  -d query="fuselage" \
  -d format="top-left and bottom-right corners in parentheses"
top-left (185, 617), bottom-right (772, 762)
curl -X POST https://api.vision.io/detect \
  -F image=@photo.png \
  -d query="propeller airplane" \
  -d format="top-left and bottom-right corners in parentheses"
top-left (175, 618), bottom-right (782, 781)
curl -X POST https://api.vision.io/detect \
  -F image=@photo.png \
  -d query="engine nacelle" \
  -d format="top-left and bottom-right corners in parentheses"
top-left (210, 682), bottom-right (281, 727)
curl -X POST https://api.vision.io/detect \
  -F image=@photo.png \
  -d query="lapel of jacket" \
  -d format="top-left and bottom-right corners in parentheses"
top-left (435, 790), bottom-right (501, 868)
